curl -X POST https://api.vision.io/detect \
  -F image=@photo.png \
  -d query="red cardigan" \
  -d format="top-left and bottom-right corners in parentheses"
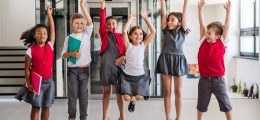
top-left (99, 8), bottom-right (125, 56)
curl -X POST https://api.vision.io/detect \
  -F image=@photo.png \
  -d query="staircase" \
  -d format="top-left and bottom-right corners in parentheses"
top-left (0, 47), bottom-right (26, 95)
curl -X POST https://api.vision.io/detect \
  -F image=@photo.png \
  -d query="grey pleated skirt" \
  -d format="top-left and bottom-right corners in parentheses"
top-left (156, 53), bottom-right (188, 76)
top-left (119, 72), bottom-right (150, 96)
top-left (15, 78), bottom-right (55, 107)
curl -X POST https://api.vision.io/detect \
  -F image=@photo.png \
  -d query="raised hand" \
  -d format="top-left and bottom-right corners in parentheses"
top-left (198, 0), bottom-right (205, 10)
top-left (224, 0), bottom-right (231, 12)
top-left (198, 0), bottom-right (206, 39)
top-left (222, 0), bottom-right (231, 39)
top-left (100, 0), bottom-right (105, 3)
top-left (141, 10), bottom-right (149, 19)
top-left (80, 0), bottom-right (86, 6)
top-left (46, 4), bottom-right (53, 15)
top-left (46, 4), bottom-right (55, 45)
top-left (100, 0), bottom-right (105, 9)
top-left (129, 14), bottom-right (136, 21)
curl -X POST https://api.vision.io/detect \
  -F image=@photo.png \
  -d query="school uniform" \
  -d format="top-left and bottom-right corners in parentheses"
top-left (156, 27), bottom-right (188, 76)
top-left (120, 43), bottom-right (150, 96)
top-left (16, 42), bottom-right (55, 108)
top-left (61, 24), bottom-right (93, 120)
top-left (197, 36), bottom-right (232, 112)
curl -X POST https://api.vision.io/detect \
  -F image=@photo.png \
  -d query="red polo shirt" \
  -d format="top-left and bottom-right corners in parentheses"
top-left (198, 38), bottom-right (226, 77)
top-left (30, 43), bottom-right (54, 80)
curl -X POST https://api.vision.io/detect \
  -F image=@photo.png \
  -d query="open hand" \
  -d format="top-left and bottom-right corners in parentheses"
top-left (224, 0), bottom-right (231, 12)
top-left (129, 14), bottom-right (136, 21)
top-left (141, 10), bottom-right (149, 19)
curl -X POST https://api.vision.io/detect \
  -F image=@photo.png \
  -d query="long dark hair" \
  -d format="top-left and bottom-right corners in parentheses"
top-left (128, 26), bottom-right (147, 43)
top-left (20, 24), bottom-right (49, 47)
top-left (167, 12), bottom-right (190, 34)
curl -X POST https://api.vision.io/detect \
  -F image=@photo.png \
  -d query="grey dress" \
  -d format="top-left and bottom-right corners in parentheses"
top-left (100, 32), bottom-right (121, 85)
top-left (155, 27), bottom-right (188, 76)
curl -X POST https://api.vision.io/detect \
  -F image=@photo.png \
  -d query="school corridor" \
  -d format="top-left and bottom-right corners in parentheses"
top-left (0, 0), bottom-right (259, 120)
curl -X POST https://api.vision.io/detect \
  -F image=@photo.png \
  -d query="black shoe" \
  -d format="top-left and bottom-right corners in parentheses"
top-left (128, 101), bottom-right (135, 112)
top-left (144, 96), bottom-right (149, 100)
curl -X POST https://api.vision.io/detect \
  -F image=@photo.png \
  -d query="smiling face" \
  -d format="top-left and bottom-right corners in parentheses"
top-left (206, 22), bottom-right (224, 42)
top-left (34, 27), bottom-right (48, 44)
top-left (167, 15), bottom-right (179, 30)
top-left (206, 28), bottom-right (220, 42)
top-left (106, 18), bottom-right (118, 32)
top-left (129, 28), bottom-right (143, 45)
top-left (72, 18), bottom-right (86, 33)
top-left (128, 26), bottom-right (147, 46)
top-left (167, 12), bottom-right (182, 30)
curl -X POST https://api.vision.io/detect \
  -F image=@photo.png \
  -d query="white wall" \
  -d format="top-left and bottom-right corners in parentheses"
top-left (235, 59), bottom-right (260, 86)
top-left (0, 0), bottom-right (35, 46)
top-left (232, 0), bottom-right (260, 91)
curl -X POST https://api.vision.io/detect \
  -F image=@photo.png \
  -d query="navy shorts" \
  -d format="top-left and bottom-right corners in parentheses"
top-left (197, 76), bottom-right (232, 112)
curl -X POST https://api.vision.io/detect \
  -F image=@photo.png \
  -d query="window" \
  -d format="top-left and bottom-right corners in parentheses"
top-left (240, 0), bottom-right (259, 58)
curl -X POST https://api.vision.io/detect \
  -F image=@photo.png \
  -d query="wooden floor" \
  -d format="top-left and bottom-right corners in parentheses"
top-left (0, 98), bottom-right (259, 120)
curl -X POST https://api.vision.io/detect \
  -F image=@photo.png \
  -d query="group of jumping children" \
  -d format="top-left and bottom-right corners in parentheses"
top-left (15, 0), bottom-right (233, 120)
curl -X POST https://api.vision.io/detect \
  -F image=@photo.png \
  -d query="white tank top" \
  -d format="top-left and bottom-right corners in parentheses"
top-left (124, 42), bottom-right (145, 76)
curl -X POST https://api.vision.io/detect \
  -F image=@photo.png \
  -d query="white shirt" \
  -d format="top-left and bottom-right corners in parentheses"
top-left (61, 24), bottom-right (93, 67)
top-left (124, 42), bottom-right (145, 76)
top-left (200, 35), bottom-right (229, 47)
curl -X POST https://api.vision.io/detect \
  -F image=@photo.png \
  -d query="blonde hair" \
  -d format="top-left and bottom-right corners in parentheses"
top-left (71, 13), bottom-right (84, 22)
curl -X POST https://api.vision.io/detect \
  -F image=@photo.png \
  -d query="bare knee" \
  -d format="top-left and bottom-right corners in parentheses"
top-left (162, 75), bottom-right (172, 98)
top-left (116, 94), bottom-right (124, 101)
top-left (135, 95), bottom-right (144, 100)
top-left (123, 94), bottom-right (131, 101)
top-left (174, 88), bottom-right (182, 99)
top-left (32, 106), bottom-right (40, 111)
top-left (41, 107), bottom-right (49, 112)
top-left (103, 86), bottom-right (111, 98)
top-left (164, 88), bottom-right (172, 98)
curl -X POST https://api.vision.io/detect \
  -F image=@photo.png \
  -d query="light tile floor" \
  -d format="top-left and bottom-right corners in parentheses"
top-left (0, 98), bottom-right (259, 120)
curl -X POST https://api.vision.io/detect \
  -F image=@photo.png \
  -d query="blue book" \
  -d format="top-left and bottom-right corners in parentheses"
top-left (68, 36), bottom-right (81, 64)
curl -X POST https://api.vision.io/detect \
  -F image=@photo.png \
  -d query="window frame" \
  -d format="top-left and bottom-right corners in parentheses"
top-left (240, 0), bottom-right (259, 58)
